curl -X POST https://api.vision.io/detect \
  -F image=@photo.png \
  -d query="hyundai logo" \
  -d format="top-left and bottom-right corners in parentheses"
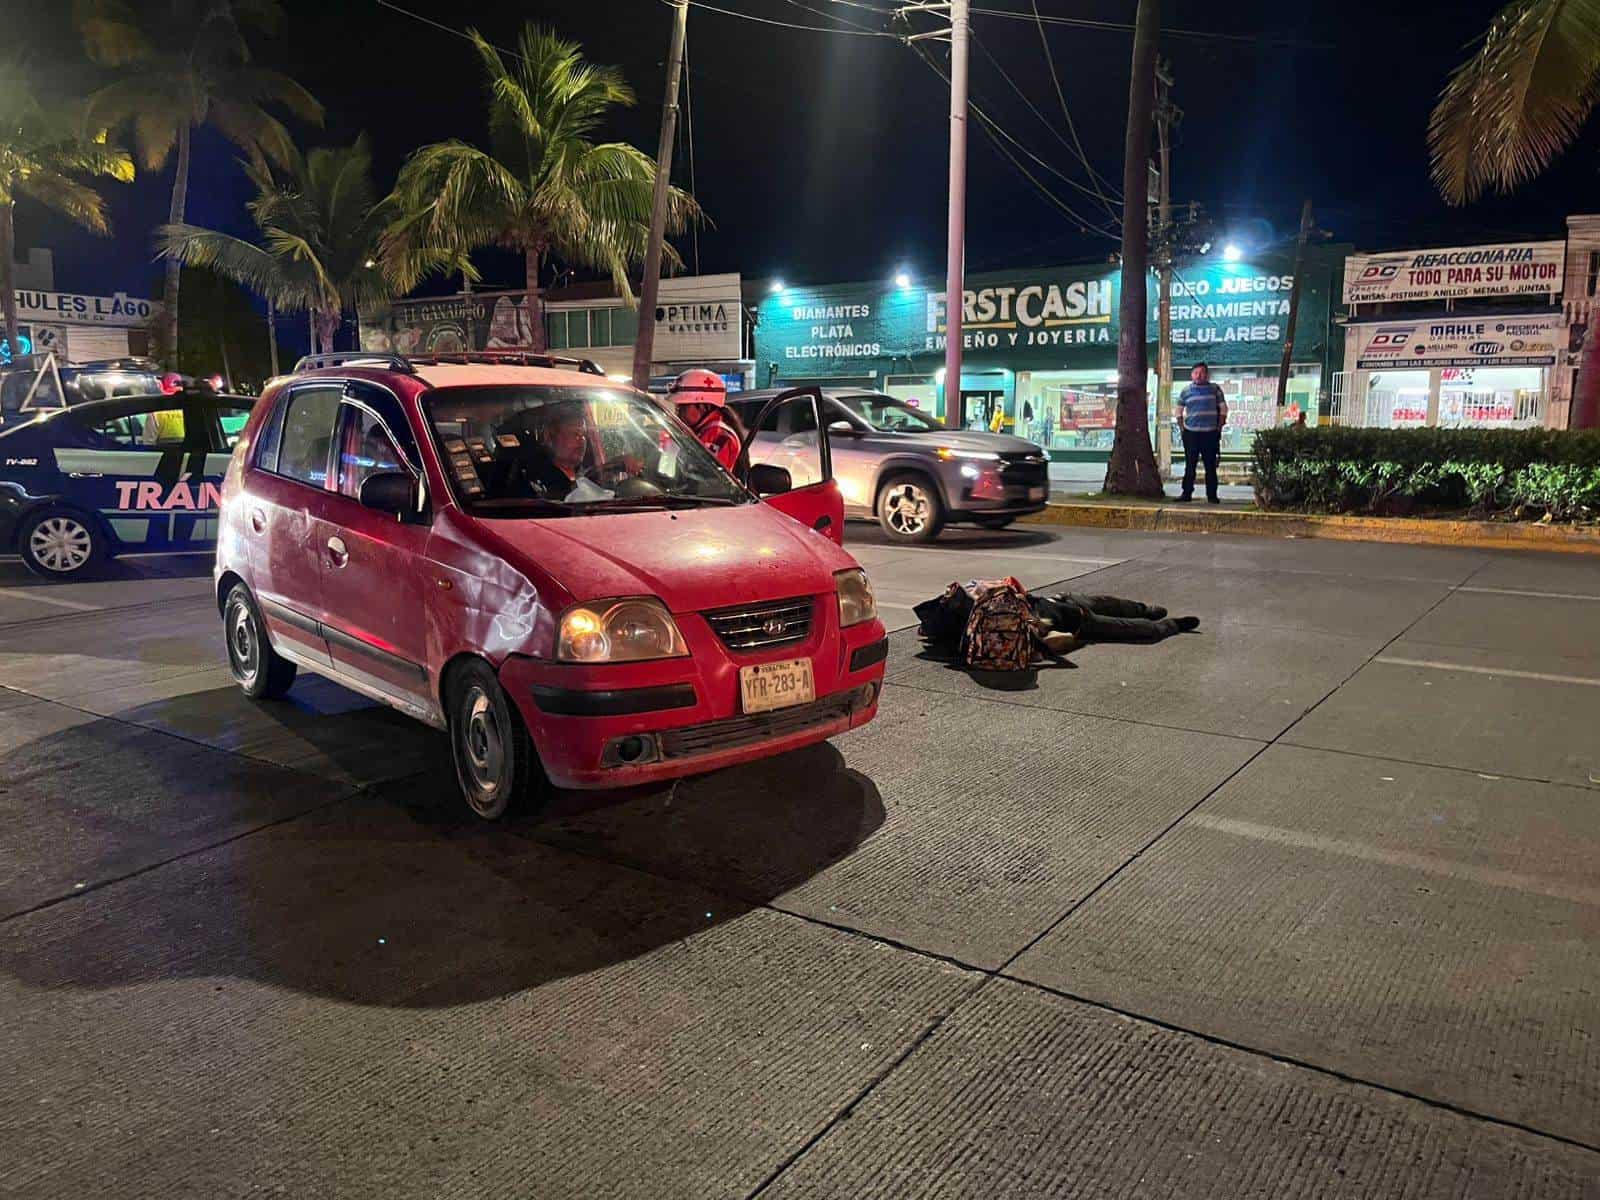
top-left (762, 617), bottom-right (785, 637)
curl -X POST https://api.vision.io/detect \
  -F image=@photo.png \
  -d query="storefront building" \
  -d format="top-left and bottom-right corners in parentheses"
top-left (750, 245), bottom-right (1344, 459)
top-left (360, 273), bottom-right (752, 389)
top-left (1, 247), bottom-right (160, 365)
top-left (1553, 213), bottom-right (1600, 429)
top-left (1337, 239), bottom-right (1567, 429)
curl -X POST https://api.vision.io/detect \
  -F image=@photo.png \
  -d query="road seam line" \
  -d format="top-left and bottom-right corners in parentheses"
top-left (1375, 655), bottom-right (1600, 688)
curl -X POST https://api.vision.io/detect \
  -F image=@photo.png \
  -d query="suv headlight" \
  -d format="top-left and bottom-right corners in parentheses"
top-left (936, 447), bottom-right (1001, 462)
top-left (835, 569), bottom-right (877, 628)
top-left (558, 598), bottom-right (688, 663)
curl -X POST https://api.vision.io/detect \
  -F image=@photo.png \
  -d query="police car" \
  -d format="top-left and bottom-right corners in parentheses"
top-left (0, 390), bottom-right (255, 578)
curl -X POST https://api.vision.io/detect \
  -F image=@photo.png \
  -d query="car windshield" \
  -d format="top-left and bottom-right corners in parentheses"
top-left (423, 384), bottom-right (749, 515)
top-left (835, 393), bottom-right (945, 432)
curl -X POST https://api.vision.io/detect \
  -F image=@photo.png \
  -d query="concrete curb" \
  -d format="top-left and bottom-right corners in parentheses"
top-left (1022, 502), bottom-right (1600, 555)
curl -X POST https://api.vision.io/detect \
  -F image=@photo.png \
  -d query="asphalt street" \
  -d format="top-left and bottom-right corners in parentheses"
top-left (1, 521), bottom-right (1597, 1197)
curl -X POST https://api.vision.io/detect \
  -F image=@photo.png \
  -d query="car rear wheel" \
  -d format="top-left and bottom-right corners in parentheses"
top-left (877, 474), bottom-right (944, 544)
top-left (447, 660), bottom-right (547, 822)
top-left (224, 584), bottom-right (297, 699)
top-left (973, 515), bottom-right (1016, 530)
top-left (19, 509), bottom-right (104, 580)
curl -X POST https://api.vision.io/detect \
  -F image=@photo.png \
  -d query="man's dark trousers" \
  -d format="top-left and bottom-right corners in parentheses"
top-left (1180, 427), bottom-right (1222, 501)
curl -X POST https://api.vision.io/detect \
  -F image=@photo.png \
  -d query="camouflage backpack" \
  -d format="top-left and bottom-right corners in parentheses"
top-left (960, 578), bottom-right (1037, 671)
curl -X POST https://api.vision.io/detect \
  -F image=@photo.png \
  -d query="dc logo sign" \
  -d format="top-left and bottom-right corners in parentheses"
top-left (1367, 328), bottom-right (1411, 349)
top-left (1360, 262), bottom-right (1402, 282)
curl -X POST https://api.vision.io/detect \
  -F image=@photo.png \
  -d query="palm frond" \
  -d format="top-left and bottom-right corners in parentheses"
top-left (16, 168), bottom-right (115, 234)
top-left (1430, 0), bottom-right (1600, 203)
top-left (72, 0), bottom-right (153, 67)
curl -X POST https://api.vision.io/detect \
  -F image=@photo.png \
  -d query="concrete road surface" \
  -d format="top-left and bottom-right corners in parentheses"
top-left (1, 525), bottom-right (1597, 1197)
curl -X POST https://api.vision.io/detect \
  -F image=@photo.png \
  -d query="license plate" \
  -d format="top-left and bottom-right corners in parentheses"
top-left (739, 657), bottom-right (815, 714)
top-left (1029, 486), bottom-right (1047, 500)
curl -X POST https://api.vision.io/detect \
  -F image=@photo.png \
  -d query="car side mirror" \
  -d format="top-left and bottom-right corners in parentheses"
top-left (359, 470), bottom-right (420, 521)
top-left (828, 420), bottom-right (860, 436)
top-left (748, 463), bottom-right (792, 496)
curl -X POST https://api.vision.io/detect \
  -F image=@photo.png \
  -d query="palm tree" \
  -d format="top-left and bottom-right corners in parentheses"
top-left (384, 23), bottom-right (701, 352)
top-left (0, 59), bottom-right (133, 360)
top-left (156, 137), bottom-right (410, 359)
top-left (1104, 0), bottom-right (1164, 496)
top-left (1430, 0), bottom-right (1600, 427)
top-left (75, 0), bottom-right (322, 360)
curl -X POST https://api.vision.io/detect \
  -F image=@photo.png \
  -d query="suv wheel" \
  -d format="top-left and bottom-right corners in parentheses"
top-left (877, 474), bottom-right (944, 544)
top-left (447, 660), bottom-right (547, 821)
top-left (224, 584), bottom-right (298, 699)
top-left (19, 509), bottom-right (103, 579)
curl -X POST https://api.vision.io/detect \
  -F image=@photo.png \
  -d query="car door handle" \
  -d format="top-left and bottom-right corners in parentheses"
top-left (68, 471), bottom-right (103, 479)
top-left (249, 508), bottom-right (266, 533)
top-left (326, 535), bottom-right (349, 568)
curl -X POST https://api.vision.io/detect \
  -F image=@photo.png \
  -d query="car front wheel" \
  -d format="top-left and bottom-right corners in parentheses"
top-left (447, 660), bottom-right (547, 821)
top-left (224, 584), bottom-right (297, 699)
top-left (19, 509), bottom-right (104, 579)
top-left (877, 474), bottom-right (945, 544)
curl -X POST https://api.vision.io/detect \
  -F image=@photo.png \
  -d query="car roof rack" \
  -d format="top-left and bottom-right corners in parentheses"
top-left (290, 350), bottom-right (608, 377)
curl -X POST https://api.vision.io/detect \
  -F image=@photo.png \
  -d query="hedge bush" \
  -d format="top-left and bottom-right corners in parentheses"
top-left (1251, 427), bottom-right (1600, 522)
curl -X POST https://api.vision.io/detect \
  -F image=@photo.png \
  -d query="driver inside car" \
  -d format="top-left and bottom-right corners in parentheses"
top-left (520, 405), bottom-right (645, 501)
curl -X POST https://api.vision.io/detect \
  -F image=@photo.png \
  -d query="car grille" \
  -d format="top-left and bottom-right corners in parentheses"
top-left (704, 596), bottom-right (814, 652)
top-left (998, 451), bottom-right (1049, 487)
top-left (659, 692), bottom-right (855, 759)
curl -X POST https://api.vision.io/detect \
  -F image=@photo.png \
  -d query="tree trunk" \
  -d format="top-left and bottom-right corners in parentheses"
top-left (1103, 0), bottom-right (1164, 498)
top-left (308, 311), bottom-right (318, 356)
top-left (162, 124), bottom-right (193, 364)
top-left (266, 298), bottom-right (279, 376)
top-left (524, 247), bottom-right (547, 353)
top-left (1573, 318), bottom-right (1600, 429)
top-left (317, 309), bottom-right (339, 357)
top-left (0, 201), bottom-right (19, 362)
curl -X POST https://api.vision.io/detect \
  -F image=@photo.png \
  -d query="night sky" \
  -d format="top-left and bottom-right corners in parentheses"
top-left (19, 0), bottom-right (1600, 337)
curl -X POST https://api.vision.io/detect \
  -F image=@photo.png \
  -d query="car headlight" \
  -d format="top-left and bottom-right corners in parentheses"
top-left (936, 447), bottom-right (1001, 462)
top-left (835, 569), bottom-right (877, 628)
top-left (558, 598), bottom-right (688, 663)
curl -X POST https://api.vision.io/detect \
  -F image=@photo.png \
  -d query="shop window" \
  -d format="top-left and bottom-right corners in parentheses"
top-left (567, 311), bottom-right (590, 349)
top-left (611, 305), bottom-right (638, 344)
top-left (589, 309), bottom-right (611, 347)
top-left (546, 312), bottom-right (568, 350)
top-left (1588, 251), bottom-right (1600, 298)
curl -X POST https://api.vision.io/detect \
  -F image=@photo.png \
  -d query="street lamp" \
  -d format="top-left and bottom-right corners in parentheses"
top-left (1222, 243), bottom-right (1242, 262)
top-left (894, 270), bottom-right (912, 289)
top-left (769, 279), bottom-right (786, 294)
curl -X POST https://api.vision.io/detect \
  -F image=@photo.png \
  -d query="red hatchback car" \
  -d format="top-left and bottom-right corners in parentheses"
top-left (215, 353), bottom-right (887, 819)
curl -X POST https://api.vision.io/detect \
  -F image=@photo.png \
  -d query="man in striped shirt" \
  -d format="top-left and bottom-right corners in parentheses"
top-left (1175, 362), bottom-right (1227, 503)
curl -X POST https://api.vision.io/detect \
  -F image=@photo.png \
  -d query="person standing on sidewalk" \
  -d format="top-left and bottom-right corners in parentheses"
top-left (1175, 362), bottom-right (1227, 503)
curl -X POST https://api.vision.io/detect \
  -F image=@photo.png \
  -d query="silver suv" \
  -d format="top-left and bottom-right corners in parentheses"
top-left (731, 389), bottom-right (1049, 543)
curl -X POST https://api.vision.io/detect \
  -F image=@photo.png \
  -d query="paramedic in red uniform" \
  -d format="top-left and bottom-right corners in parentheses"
top-left (668, 369), bottom-right (744, 473)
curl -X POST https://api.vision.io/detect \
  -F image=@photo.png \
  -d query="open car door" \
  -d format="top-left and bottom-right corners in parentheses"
top-left (737, 386), bottom-right (844, 545)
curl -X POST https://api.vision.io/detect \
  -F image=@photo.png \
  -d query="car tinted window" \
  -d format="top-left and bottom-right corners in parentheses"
top-left (206, 400), bottom-right (255, 451)
top-left (254, 392), bottom-right (286, 469)
top-left (345, 383), bottom-right (420, 469)
top-left (338, 402), bottom-right (409, 500)
top-left (75, 412), bottom-right (147, 449)
top-left (274, 387), bottom-right (341, 488)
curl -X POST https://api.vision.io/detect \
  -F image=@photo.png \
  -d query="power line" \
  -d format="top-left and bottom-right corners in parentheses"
top-left (373, 0), bottom-right (527, 61)
top-left (672, 0), bottom-right (898, 37)
top-left (1024, 0), bottom-right (1121, 217)
top-left (783, 0), bottom-right (893, 34)
top-left (908, 39), bottom-right (1118, 241)
top-left (970, 6), bottom-right (1333, 49)
top-left (969, 33), bottom-right (1120, 211)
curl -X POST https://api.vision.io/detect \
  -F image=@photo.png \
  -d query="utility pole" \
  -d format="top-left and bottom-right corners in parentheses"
top-left (942, 0), bottom-right (969, 429)
top-left (266, 299), bottom-right (279, 377)
top-left (1104, 0), bottom-right (1163, 497)
top-left (631, 0), bottom-right (688, 392)
top-left (1153, 58), bottom-right (1177, 479)
top-left (899, 1), bottom-right (968, 427)
top-left (1276, 197), bottom-right (1315, 411)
